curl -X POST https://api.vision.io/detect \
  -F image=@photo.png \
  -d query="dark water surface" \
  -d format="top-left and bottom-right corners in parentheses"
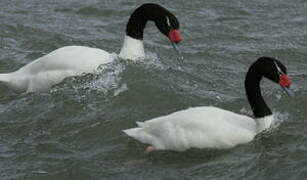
top-left (0, 0), bottom-right (307, 179)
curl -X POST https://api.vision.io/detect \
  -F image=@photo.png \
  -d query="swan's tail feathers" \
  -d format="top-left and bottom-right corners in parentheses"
top-left (123, 127), bottom-right (142, 138)
top-left (123, 127), bottom-right (151, 143)
top-left (0, 73), bottom-right (17, 92)
top-left (0, 73), bottom-right (11, 83)
top-left (123, 127), bottom-right (162, 150)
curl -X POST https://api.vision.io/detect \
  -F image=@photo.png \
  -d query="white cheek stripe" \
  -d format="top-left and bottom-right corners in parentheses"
top-left (274, 61), bottom-right (284, 75)
top-left (166, 16), bottom-right (171, 27)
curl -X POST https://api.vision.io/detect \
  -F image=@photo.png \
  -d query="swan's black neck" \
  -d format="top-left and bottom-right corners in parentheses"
top-left (125, 3), bottom-right (176, 40)
top-left (245, 62), bottom-right (272, 118)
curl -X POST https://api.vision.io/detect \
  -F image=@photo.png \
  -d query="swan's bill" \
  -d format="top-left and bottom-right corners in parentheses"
top-left (281, 85), bottom-right (294, 96)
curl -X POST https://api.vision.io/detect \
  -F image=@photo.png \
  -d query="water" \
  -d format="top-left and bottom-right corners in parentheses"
top-left (0, 0), bottom-right (307, 179)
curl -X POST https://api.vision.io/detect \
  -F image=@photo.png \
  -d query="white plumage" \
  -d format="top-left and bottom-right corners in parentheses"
top-left (119, 36), bottom-right (145, 61)
top-left (123, 106), bottom-right (273, 151)
top-left (0, 46), bottom-right (116, 92)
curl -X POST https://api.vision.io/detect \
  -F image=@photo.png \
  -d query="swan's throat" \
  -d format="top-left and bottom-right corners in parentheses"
top-left (118, 35), bottom-right (145, 61)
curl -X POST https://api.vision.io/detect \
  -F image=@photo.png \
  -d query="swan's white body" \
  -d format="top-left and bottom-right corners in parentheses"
top-left (0, 35), bottom-right (144, 92)
top-left (123, 106), bottom-right (273, 151)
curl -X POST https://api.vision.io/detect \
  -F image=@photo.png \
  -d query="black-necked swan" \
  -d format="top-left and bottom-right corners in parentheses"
top-left (0, 3), bottom-right (182, 92)
top-left (123, 57), bottom-right (292, 152)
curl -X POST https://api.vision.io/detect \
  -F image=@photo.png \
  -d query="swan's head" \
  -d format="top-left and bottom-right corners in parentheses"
top-left (156, 15), bottom-right (182, 44)
top-left (258, 57), bottom-right (292, 95)
top-left (126, 3), bottom-right (182, 54)
top-left (153, 6), bottom-right (182, 53)
top-left (138, 3), bottom-right (183, 44)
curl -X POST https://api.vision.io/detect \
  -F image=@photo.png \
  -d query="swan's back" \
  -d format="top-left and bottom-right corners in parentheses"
top-left (1, 46), bottom-right (114, 92)
top-left (18, 46), bottom-right (113, 74)
top-left (123, 106), bottom-right (257, 151)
